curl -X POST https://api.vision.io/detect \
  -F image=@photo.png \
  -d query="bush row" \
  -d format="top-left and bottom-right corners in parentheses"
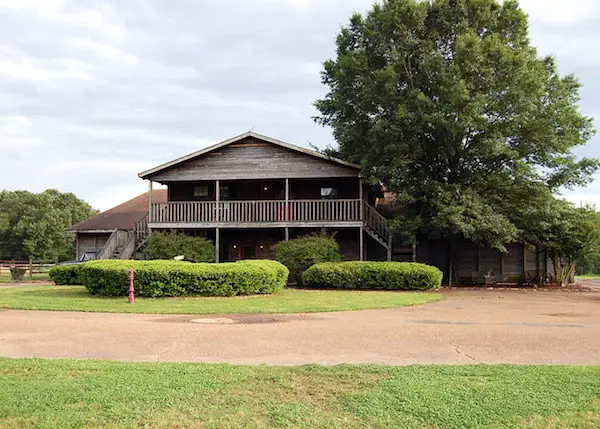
top-left (78, 259), bottom-right (288, 297)
top-left (273, 234), bottom-right (342, 283)
top-left (49, 264), bottom-right (83, 285)
top-left (144, 232), bottom-right (215, 262)
top-left (302, 261), bottom-right (442, 290)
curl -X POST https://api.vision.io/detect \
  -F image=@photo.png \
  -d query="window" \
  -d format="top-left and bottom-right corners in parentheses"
top-left (320, 187), bottom-right (338, 199)
top-left (193, 185), bottom-right (209, 198)
top-left (220, 185), bottom-right (230, 199)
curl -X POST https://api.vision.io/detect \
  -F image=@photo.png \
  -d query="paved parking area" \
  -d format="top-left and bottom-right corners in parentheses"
top-left (0, 288), bottom-right (598, 365)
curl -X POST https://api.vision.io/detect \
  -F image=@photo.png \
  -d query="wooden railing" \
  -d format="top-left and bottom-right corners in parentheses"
top-left (134, 214), bottom-right (149, 243)
top-left (118, 232), bottom-right (137, 260)
top-left (363, 201), bottom-right (389, 241)
top-left (150, 199), bottom-right (362, 224)
top-left (97, 230), bottom-right (131, 260)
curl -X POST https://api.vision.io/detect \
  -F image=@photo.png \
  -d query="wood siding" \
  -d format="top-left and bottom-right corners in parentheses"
top-left (76, 233), bottom-right (111, 259)
top-left (147, 137), bottom-right (359, 182)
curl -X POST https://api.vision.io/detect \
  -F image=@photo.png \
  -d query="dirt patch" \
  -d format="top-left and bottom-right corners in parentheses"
top-left (157, 313), bottom-right (319, 325)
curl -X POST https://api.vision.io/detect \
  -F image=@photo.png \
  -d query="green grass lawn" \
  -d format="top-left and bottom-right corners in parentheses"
top-left (576, 274), bottom-right (600, 280)
top-left (0, 359), bottom-right (598, 429)
top-left (0, 272), bottom-right (51, 283)
top-left (0, 285), bottom-right (442, 314)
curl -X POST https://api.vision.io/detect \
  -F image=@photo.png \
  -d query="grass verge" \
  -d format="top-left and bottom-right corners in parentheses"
top-left (576, 274), bottom-right (600, 281)
top-left (0, 359), bottom-right (598, 428)
top-left (0, 273), bottom-right (51, 283)
top-left (0, 285), bottom-right (442, 314)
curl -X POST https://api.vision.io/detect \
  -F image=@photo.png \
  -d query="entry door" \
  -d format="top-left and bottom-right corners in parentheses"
top-left (240, 246), bottom-right (257, 260)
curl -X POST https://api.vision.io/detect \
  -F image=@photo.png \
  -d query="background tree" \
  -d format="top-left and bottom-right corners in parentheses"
top-left (0, 190), bottom-right (97, 261)
top-left (315, 0), bottom-right (597, 282)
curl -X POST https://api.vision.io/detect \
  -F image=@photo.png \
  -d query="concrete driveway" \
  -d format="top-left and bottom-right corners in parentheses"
top-left (0, 288), bottom-right (598, 365)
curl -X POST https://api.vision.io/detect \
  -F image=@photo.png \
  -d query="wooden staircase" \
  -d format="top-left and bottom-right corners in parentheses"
top-left (362, 202), bottom-right (392, 259)
top-left (97, 216), bottom-right (150, 261)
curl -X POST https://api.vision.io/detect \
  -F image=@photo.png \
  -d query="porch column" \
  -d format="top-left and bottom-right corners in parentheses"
top-left (285, 178), bottom-right (289, 240)
top-left (387, 234), bottom-right (392, 262)
top-left (148, 180), bottom-right (153, 222)
top-left (358, 178), bottom-right (364, 221)
top-left (215, 227), bottom-right (220, 263)
top-left (215, 179), bottom-right (220, 223)
top-left (359, 227), bottom-right (364, 261)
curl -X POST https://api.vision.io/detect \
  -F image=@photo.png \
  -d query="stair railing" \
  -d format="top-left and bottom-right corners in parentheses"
top-left (362, 202), bottom-right (390, 243)
top-left (97, 230), bottom-right (129, 260)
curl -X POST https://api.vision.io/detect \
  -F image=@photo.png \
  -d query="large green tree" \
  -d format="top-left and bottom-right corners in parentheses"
top-left (0, 189), bottom-right (97, 261)
top-left (315, 0), bottom-right (597, 279)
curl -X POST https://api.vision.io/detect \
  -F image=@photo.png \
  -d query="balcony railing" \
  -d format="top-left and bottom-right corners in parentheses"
top-left (150, 199), bottom-right (362, 224)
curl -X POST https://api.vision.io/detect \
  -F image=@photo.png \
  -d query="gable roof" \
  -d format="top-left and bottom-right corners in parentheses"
top-left (69, 190), bottom-right (168, 232)
top-left (138, 131), bottom-right (360, 179)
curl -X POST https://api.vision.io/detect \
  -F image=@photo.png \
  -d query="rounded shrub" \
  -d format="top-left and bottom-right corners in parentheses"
top-left (273, 234), bottom-right (342, 283)
top-left (144, 232), bottom-right (215, 262)
top-left (49, 264), bottom-right (83, 285)
top-left (79, 259), bottom-right (288, 297)
top-left (302, 261), bottom-right (442, 290)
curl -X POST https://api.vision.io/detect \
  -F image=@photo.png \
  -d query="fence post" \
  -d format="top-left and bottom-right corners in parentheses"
top-left (29, 258), bottom-right (33, 279)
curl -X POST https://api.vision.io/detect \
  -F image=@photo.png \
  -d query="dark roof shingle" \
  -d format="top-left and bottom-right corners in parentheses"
top-left (69, 190), bottom-right (167, 231)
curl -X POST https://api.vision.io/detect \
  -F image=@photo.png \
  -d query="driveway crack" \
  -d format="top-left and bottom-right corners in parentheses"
top-left (448, 342), bottom-right (478, 362)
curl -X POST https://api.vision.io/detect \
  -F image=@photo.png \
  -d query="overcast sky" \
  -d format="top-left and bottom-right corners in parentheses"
top-left (1, 0), bottom-right (599, 211)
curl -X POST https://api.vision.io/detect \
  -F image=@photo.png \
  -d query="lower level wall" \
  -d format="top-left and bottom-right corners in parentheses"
top-left (412, 239), bottom-right (549, 284)
top-left (76, 232), bottom-right (112, 260)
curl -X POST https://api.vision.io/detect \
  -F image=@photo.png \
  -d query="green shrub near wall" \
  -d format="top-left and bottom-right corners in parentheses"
top-left (144, 232), bottom-right (215, 262)
top-left (302, 261), bottom-right (442, 290)
top-left (49, 264), bottom-right (83, 285)
top-left (273, 234), bottom-right (342, 283)
top-left (79, 259), bottom-right (288, 297)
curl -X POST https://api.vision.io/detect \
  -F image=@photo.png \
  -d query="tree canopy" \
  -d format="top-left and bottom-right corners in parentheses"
top-left (315, 0), bottom-right (598, 260)
top-left (0, 189), bottom-right (97, 261)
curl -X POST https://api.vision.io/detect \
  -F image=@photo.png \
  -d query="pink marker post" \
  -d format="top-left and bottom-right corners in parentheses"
top-left (128, 268), bottom-right (135, 304)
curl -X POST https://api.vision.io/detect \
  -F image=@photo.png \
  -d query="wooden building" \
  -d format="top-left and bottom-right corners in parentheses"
top-left (70, 131), bottom-right (553, 284)
top-left (139, 132), bottom-right (391, 262)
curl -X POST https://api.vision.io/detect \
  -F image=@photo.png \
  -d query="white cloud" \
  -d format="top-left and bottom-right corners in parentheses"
top-left (0, 0), bottom-right (598, 212)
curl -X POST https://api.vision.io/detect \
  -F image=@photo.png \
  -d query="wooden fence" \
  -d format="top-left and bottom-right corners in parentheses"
top-left (0, 260), bottom-right (56, 279)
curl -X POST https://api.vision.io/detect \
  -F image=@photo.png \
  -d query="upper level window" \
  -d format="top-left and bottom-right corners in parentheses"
top-left (194, 185), bottom-right (209, 198)
top-left (321, 187), bottom-right (338, 199)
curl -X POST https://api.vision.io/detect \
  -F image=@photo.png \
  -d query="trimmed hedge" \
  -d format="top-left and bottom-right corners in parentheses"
top-left (273, 234), bottom-right (342, 283)
top-left (302, 261), bottom-right (442, 290)
top-left (79, 259), bottom-right (288, 297)
top-left (49, 264), bottom-right (83, 285)
top-left (144, 232), bottom-right (215, 262)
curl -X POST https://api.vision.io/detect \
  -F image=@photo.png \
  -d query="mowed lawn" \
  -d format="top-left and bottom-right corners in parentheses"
top-left (0, 272), bottom-right (50, 283)
top-left (0, 285), bottom-right (442, 314)
top-left (0, 359), bottom-right (598, 429)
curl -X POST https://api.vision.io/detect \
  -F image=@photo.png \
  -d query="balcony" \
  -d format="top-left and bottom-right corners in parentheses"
top-left (149, 199), bottom-right (363, 228)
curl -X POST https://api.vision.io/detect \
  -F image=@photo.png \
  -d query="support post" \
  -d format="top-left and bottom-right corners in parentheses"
top-left (148, 180), bottom-right (153, 222)
top-left (215, 179), bottom-right (220, 222)
top-left (285, 178), bottom-right (289, 222)
top-left (359, 226), bottom-right (364, 261)
top-left (285, 227), bottom-right (289, 241)
top-left (29, 258), bottom-right (33, 279)
top-left (215, 227), bottom-right (220, 263)
top-left (412, 241), bottom-right (417, 262)
top-left (387, 235), bottom-right (392, 262)
top-left (358, 178), bottom-right (364, 221)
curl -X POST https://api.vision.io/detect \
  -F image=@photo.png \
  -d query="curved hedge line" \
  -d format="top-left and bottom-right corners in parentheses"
top-left (79, 259), bottom-right (288, 297)
top-left (49, 264), bottom-right (83, 285)
top-left (302, 261), bottom-right (442, 290)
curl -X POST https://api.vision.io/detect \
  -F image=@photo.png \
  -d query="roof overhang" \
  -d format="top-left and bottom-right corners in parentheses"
top-left (138, 131), bottom-right (360, 180)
